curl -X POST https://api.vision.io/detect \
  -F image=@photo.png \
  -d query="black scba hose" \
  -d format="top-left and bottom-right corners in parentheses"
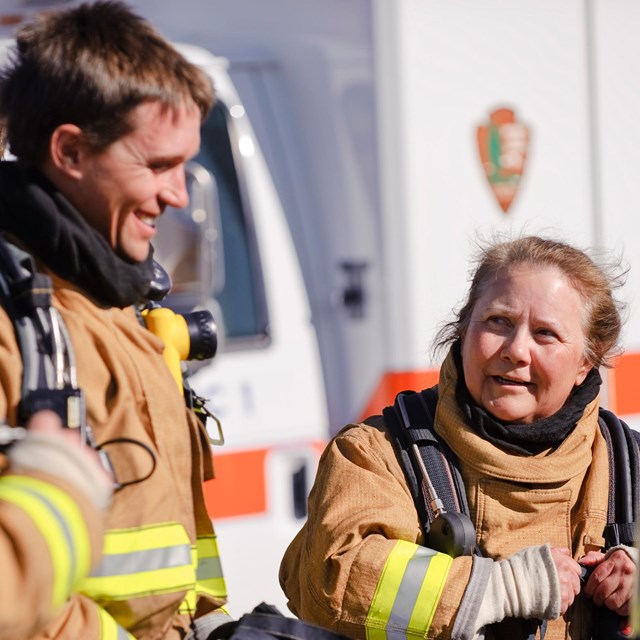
top-left (97, 437), bottom-right (157, 492)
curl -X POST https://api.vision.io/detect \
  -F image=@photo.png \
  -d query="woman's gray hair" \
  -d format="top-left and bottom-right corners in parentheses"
top-left (433, 234), bottom-right (628, 369)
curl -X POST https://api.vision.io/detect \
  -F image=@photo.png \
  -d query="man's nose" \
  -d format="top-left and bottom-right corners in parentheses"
top-left (159, 166), bottom-right (189, 209)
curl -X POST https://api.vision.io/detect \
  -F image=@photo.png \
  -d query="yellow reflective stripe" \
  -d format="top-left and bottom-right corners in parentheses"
top-left (178, 535), bottom-right (227, 612)
top-left (82, 565), bottom-right (195, 600)
top-left (102, 522), bottom-right (192, 554)
top-left (97, 606), bottom-right (136, 640)
top-left (0, 475), bottom-right (91, 609)
top-left (178, 589), bottom-right (197, 614)
top-left (367, 540), bottom-right (416, 640)
top-left (366, 541), bottom-right (452, 640)
top-left (196, 535), bottom-right (227, 598)
top-left (80, 522), bottom-right (195, 601)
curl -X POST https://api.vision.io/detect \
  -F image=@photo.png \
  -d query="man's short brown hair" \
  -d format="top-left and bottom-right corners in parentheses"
top-left (0, 0), bottom-right (215, 166)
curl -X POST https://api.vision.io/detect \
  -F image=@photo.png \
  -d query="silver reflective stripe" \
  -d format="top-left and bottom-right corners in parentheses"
top-left (92, 544), bottom-right (192, 577)
top-left (197, 554), bottom-right (223, 580)
top-left (387, 547), bottom-right (438, 635)
top-left (17, 484), bottom-right (76, 590)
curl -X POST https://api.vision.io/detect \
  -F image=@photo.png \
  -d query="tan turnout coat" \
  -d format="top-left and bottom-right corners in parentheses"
top-left (0, 272), bottom-right (224, 640)
top-left (281, 350), bottom-right (610, 640)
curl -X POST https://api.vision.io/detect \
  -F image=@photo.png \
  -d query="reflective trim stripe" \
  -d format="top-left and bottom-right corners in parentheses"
top-left (90, 544), bottom-right (192, 577)
top-left (366, 540), bottom-right (452, 640)
top-left (80, 522), bottom-right (195, 600)
top-left (196, 535), bottom-right (227, 598)
top-left (178, 535), bottom-right (227, 613)
top-left (0, 475), bottom-right (91, 609)
top-left (178, 589), bottom-right (197, 615)
top-left (97, 606), bottom-right (136, 640)
top-left (101, 522), bottom-right (192, 554)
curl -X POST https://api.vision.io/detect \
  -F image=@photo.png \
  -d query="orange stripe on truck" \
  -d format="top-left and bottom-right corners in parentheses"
top-left (360, 353), bottom-right (640, 423)
top-left (204, 448), bottom-right (268, 520)
top-left (610, 351), bottom-right (640, 416)
top-left (359, 370), bottom-right (440, 422)
top-left (203, 442), bottom-right (326, 520)
top-left (202, 354), bottom-right (640, 522)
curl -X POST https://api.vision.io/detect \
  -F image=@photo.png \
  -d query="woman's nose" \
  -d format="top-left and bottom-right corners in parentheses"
top-left (500, 327), bottom-right (532, 365)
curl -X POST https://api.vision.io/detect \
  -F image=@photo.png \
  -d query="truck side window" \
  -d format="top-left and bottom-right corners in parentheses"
top-left (196, 101), bottom-right (268, 344)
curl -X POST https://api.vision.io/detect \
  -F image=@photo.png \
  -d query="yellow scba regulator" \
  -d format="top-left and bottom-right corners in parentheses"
top-left (139, 261), bottom-right (223, 445)
top-left (141, 306), bottom-right (217, 393)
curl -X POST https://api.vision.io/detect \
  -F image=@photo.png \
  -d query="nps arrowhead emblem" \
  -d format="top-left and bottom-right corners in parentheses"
top-left (477, 108), bottom-right (529, 213)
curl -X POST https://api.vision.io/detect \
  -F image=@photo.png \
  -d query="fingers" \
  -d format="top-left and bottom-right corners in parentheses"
top-left (583, 550), bottom-right (635, 615)
top-left (26, 410), bottom-right (112, 485)
top-left (26, 410), bottom-right (83, 449)
top-left (534, 547), bottom-right (635, 618)
top-left (550, 546), bottom-right (582, 614)
top-left (580, 550), bottom-right (605, 567)
top-left (25, 410), bottom-right (64, 435)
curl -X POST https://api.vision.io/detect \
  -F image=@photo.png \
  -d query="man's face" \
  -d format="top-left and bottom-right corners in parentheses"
top-left (69, 101), bottom-right (202, 262)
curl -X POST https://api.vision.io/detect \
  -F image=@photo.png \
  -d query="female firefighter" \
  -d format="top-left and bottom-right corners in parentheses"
top-left (280, 235), bottom-right (637, 639)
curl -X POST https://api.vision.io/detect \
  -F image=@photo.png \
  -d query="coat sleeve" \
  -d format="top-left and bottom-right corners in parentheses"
top-left (279, 419), bottom-right (476, 640)
top-left (0, 307), bottom-right (108, 639)
top-left (0, 469), bottom-right (106, 640)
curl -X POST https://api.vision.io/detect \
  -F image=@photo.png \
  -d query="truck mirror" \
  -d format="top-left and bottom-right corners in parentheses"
top-left (153, 160), bottom-right (225, 342)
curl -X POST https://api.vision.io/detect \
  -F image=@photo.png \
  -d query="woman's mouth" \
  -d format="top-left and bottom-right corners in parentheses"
top-left (494, 375), bottom-right (530, 387)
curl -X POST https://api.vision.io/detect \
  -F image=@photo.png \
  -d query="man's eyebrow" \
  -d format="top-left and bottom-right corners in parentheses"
top-left (148, 154), bottom-right (186, 165)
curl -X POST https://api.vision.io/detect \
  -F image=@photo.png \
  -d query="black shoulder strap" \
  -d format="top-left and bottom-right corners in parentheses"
top-left (383, 387), bottom-right (477, 557)
top-left (0, 236), bottom-right (139, 487)
top-left (0, 235), bottom-right (86, 429)
top-left (383, 387), bottom-right (470, 532)
top-left (598, 408), bottom-right (640, 548)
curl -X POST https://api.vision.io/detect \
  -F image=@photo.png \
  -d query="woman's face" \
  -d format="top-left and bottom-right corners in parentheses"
top-left (461, 264), bottom-right (591, 424)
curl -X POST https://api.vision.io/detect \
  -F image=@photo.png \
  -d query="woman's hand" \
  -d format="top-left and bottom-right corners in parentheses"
top-left (580, 549), bottom-right (635, 616)
top-left (550, 546), bottom-right (582, 614)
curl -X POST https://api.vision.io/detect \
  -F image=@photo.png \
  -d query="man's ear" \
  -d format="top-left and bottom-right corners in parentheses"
top-left (49, 124), bottom-right (85, 178)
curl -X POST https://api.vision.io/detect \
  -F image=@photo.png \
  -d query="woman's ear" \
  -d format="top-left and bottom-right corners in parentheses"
top-left (575, 359), bottom-right (592, 387)
top-left (48, 124), bottom-right (85, 179)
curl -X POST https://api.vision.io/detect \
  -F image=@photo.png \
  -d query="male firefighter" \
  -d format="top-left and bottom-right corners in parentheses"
top-left (0, 1), bottom-right (228, 638)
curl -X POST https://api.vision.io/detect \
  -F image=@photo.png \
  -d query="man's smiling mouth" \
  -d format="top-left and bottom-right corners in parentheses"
top-left (136, 213), bottom-right (157, 228)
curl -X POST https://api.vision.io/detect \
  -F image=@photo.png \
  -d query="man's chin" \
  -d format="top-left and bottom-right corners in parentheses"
top-left (115, 244), bottom-right (152, 264)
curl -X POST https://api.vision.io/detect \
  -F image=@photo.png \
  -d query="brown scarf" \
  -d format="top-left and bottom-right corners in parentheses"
top-left (435, 345), bottom-right (601, 484)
